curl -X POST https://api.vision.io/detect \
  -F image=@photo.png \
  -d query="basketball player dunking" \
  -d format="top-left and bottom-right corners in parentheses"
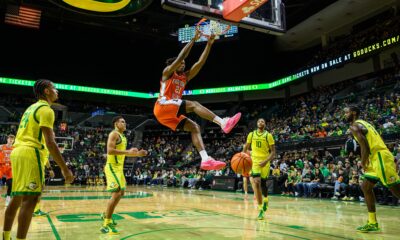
top-left (153, 30), bottom-right (241, 171)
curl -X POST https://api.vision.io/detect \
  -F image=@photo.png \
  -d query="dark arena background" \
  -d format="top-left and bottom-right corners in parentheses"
top-left (0, 0), bottom-right (400, 239)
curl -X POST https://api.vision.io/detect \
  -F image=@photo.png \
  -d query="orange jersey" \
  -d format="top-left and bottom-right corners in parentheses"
top-left (158, 72), bottom-right (187, 101)
top-left (0, 144), bottom-right (14, 167)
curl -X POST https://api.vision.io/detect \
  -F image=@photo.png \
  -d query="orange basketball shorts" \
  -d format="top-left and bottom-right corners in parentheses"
top-left (242, 172), bottom-right (250, 178)
top-left (154, 99), bottom-right (187, 131)
top-left (1, 165), bottom-right (12, 179)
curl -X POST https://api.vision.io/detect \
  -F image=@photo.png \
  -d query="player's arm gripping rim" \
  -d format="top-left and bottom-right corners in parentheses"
top-left (107, 132), bottom-right (147, 157)
top-left (350, 123), bottom-right (370, 169)
top-left (162, 30), bottom-right (202, 81)
top-left (186, 34), bottom-right (216, 82)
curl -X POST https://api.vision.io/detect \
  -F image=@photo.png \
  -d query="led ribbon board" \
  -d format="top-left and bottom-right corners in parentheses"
top-left (0, 77), bottom-right (151, 98)
top-left (0, 76), bottom-right (297, 99)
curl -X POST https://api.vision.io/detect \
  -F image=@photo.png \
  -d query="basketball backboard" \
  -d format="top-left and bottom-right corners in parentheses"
top-left (161, 0), bottom-right (286, 35)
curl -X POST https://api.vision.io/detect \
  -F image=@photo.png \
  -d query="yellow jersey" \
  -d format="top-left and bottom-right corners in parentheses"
top-left (14, 100), bottom-right (54, 151)
top-left (354, 119), bottom-right (388, 155)
top-left (106, 130), bottom-right (127, 165)
top-left (246, 130), bottom-right (275, 158)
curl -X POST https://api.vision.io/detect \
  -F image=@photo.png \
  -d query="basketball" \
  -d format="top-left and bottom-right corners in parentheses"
top-left (231, 152), bottom-right (252, 175)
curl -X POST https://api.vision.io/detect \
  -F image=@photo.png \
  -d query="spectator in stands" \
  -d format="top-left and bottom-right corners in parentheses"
top-left (298, 168), bottom-right (314, 197)
top-left (279, 161), bottom-right (288, 173)
top-left (324, 150), bottom-right (334, 163)
top-left (125, 170), bottom-right (132, 185)
top-left (132, 170), bottom-right (140, 185)
top-left (143, 170), bottom-right (151, 185)
top-left (90, 166), bottom-right (98, 179)
top-left (344, 160), bottom-right (352, 176)
top-left (383, 118), bottom-right (395, 129)
top-left (332, 168), bottom-right (349, 200)
top-left (332, 127), bottom-right (343, 136)
top-left (344, 169), bottom-right (362, 201)
top-left (284, 170), bottom-right (296, 196)
top-left (272, 165), bottom-right (280, 177)
top-left (319, 162), bottom-right (330, 179)
top-left (345, 135), bottom-right (357, 155)
top-left (315, 128), bottom-right (327, 138)
top-left (76, 165), bottom-right (86, 185)
top-left (355, 160), bottom-right (363, 174)
top-left (302, 163), bottom-right (311, 177)
top-left (99, 168), bottom-right (105, 183)
top-left (309, 168), bottom-right (324, 198)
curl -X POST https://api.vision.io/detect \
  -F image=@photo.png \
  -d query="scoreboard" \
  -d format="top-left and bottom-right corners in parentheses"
top-left (178, 20), bottom-right (239, 44)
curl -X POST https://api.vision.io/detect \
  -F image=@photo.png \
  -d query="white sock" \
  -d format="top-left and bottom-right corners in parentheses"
top-left (199, 150), bottom-right (209, 162)
top-left (213, 116), bottom-right (224, 127)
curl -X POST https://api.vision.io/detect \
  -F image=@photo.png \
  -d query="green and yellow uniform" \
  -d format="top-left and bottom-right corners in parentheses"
top-left (105, 131), bottom-right (127, 192)
top-left (246, 130), bottom-right (275, 179)
top-left (11, 100), bottom-right (54, 196)
top-left (354, 120), bottom-right (400, 187)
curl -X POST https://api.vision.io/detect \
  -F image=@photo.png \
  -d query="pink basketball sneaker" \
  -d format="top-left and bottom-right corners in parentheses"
top-left (200, 157), bottom-right (226, 170)
top-left (222, 112), bottom-right (242, 134)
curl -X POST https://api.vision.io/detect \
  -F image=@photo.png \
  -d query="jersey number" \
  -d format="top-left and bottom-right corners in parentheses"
top-left (19, 110), bottom-right (32, 129)
top-left (19, 105), bottom-right (36, 129)
top-left (175, 85), bottom-right (182, 94)
top-left (256, 141), bottom-right (262, 148)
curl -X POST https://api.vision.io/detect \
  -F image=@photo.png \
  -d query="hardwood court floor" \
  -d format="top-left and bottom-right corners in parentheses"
top-left (0, 185), bottom-right (399, 240)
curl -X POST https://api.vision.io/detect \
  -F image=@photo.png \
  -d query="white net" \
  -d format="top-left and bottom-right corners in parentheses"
top-left (197, 19), bottom-right (230, 37)
top-left (209, 20), bottom-right (223, 35)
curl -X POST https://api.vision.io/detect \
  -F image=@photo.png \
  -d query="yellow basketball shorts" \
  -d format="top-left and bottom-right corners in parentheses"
top-left (363, 150), bottom-right (400, 187)
top-left (250, 156), bottom-right (270, 179)
top-left (11, 146), bottom-right (46, 196)
top-left (105, 163), bottom-right (126, 192)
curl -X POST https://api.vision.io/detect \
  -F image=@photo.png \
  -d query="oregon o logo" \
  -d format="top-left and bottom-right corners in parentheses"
top-left (27, 182), bottom-right (38, 190)
top-left (50, 0), bottom-right (153, 17)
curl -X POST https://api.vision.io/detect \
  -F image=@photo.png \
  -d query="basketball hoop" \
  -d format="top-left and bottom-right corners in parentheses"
top-left (195, 18), bottom-right (231, 38)
top-left (55, 137), bottom-right (74, 153)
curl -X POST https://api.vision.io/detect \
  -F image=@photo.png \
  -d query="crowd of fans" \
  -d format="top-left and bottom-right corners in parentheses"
top-left (236, 69), bottom-right (400, 144)
top-left (268, 145), bottom-right (400, 205)
top-left (305, 9), bottom-right (400, 69)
